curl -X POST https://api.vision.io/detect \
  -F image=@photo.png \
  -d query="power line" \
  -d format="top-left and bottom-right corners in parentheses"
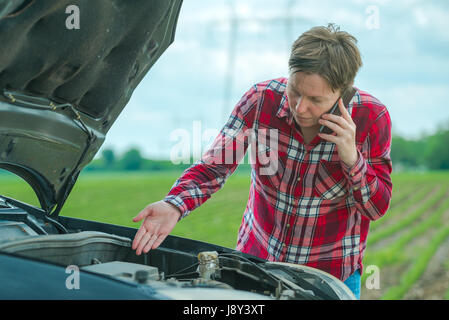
top-left (220, 0), bottom-right (305, 121)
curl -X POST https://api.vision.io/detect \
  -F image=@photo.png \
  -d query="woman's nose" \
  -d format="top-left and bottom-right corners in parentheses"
top-left (295, 96), bottom-right (307, 113)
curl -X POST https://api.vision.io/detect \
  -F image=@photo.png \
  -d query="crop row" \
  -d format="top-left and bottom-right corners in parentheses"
top-left (382, 225), bottom-right (449, 300)
top-left (370, 183), bottom-right (435, 233)
top-left (363, 192), bottom-right (449, 299)
top-left (368, 185), bottom-right (448, 245)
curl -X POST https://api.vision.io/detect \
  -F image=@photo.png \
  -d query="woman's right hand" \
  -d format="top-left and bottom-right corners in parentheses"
top-left (131, 200), bottom-right (182, 255)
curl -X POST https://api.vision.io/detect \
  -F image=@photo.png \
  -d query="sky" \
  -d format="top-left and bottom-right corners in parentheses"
top-left (101, 0), bottom-right (449, 160)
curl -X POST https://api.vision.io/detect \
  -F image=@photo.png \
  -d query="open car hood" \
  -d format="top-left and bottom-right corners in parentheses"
top-left (0, 0), bottom-right (183, 215)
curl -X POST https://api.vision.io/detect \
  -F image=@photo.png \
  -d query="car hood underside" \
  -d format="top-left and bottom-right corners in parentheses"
top-left (0, 0), bottom-right (183, 215)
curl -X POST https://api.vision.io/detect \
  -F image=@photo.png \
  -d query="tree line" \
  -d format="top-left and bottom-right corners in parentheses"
top-left (85, 148), bottom-right (191, 172)
top-left (391, 126), bottom-right (449, 171)
top-left (86, 125), bottom-right (449, 172)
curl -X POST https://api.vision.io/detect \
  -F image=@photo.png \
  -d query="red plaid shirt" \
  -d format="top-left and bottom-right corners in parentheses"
top-left (164, 77), bottom-right (393, 281)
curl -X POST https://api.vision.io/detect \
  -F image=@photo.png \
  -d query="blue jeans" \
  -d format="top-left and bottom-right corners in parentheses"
top-left (344, 269), bottom-right (361, 299)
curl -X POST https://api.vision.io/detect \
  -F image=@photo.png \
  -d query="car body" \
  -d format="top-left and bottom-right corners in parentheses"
top-left (0, 0), bottom-right (355, 300)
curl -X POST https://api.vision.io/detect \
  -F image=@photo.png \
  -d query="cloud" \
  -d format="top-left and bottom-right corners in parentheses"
top-left (376, 84), bottom-right (449, 138)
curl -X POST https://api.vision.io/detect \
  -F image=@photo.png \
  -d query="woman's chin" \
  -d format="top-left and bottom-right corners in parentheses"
top-left (295, 117), bottom-right (317, 127)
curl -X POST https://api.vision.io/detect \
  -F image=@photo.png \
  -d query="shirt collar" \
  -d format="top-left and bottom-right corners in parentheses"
top-left (276, 89), bottom-right (293, 125)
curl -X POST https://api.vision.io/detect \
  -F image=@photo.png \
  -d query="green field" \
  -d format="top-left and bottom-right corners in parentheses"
top-left (1, 169), bottom-right (449, 299)
top-left (0, 168), bottom-right (252, 249)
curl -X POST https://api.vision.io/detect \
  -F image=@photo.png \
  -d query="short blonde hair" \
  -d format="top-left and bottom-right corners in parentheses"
top-left (289, 23), bottom-right (362, 94)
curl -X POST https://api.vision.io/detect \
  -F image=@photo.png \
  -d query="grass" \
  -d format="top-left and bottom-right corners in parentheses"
top-left (0, 169), bottom-right (251, 249)
top-left (64, 170), bottom-right (251, 249)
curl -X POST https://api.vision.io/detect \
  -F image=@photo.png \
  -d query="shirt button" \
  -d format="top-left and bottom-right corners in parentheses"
top-left (286, 223), bottom-right (290, 228)
top-left (297, 177), bottom-right (301, 182)
top-left (350, 172), bottom-right (355, 177)
top-left (353, 186), bottom-right (360, 191)
top-left (282, 243), bottom-right (286, 247)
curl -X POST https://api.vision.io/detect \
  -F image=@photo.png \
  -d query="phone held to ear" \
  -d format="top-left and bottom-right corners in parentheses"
top-left (319, 98), bottom-right (342, 135)
top-left (319, 87), bottom-right (356, 135)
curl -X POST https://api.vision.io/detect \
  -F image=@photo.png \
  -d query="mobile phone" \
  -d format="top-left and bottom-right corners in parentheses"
top-left (319, 97), bottom-right (341, 135)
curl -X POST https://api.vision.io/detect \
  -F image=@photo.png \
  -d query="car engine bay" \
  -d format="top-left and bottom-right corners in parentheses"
top-left (0, 195), bottom-right (355, 300)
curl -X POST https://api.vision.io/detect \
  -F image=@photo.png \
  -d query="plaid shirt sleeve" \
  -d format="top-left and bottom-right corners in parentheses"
top-left (163, 86), bottom-right (258, 219)
top-left (340, 107), bottom-right (393, 221)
